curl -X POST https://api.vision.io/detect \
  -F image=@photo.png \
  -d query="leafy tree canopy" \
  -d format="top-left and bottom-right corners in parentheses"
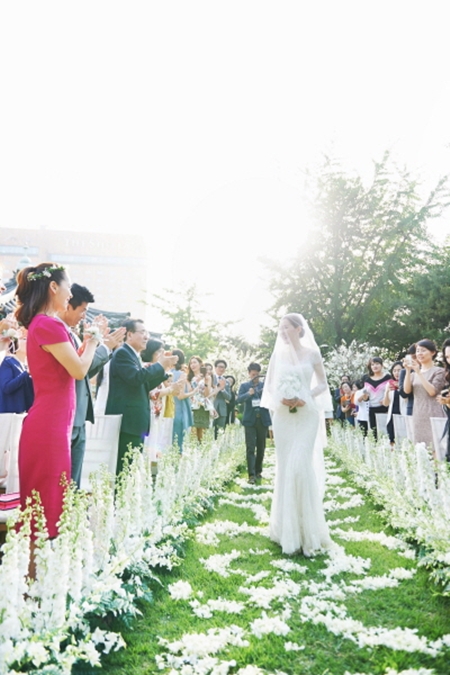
top-left (263, 153), bottom-right (450, 355)
top-left (152, 284), bottom-right (221, 359)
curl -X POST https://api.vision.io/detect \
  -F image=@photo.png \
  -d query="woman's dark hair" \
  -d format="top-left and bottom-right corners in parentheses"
top-left (15, 263), bottom-right (68, 329)
top-left (141, 338), bottom-right (163, 363)
top-left (441, 338), bottom-right (450, 383)
top-left (187, 355), bottom-right (203, 382)
top-left (283, 313), bottom-right (305, 337)
top-left (69, 283), bottom-right (95, 309)
top-left (367, 356), bottom-right (383, 376)
top-left (172, 349), bottom-right (185, 371)
top-left (390, 361), bottom-right (403, 378)
top-left (226, 375), bottom-right (236, 387)
top-left (355, 379), bottom-right (364, 390)
top-left (417, 339), bottom-right (437, 357)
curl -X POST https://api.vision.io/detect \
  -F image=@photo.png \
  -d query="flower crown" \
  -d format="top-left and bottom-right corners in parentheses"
top-left (27, 265), bottom-right (66, 282)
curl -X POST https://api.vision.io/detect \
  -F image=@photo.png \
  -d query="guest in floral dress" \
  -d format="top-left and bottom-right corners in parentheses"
top-left (187, 356), bottom-right (212, 442)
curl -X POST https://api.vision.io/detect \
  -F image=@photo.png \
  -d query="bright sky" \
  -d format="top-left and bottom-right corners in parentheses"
top-left (1, 1), bottom-right (449, 342)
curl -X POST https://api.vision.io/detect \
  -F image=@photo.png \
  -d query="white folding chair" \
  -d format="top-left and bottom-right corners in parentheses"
top-left (430, 417), bottom-right (447, 461)
top-left (375, 413), bottom-right (388, 438)
top-left (0, 413), bottom-right (15, 486)
top-left (0, 412), bottom-right (26, 493)
top-left (0, 412), bottom-right (26, 527)
top-left (393, 414), bottom-right (408, 441)
top-left (405, 415), bottom-right (414, 442)
top-left (6, 413), bottom-right (26, 494)
top-left (80, 414), bottom-right (122, 491)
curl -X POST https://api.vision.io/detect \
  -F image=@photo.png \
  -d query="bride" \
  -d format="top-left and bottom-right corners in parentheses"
top-left (261, 313), bottom-right (332, 556)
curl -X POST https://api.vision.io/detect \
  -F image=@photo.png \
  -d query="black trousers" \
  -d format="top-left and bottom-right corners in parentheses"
top-left (117, 432), bottom-right (143, 475)
top-left (213, 415), bottom-right (227, 439)
top-left (369, 405), bottom-right (388, 440)
top-left (245, 417), bottom-right (267, 477)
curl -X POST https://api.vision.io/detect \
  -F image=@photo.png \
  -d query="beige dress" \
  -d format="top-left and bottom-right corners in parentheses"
top-left (411, 366), bottom-right (446, 447)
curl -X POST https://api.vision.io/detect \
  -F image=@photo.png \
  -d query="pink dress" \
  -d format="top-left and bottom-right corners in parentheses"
top-left (19, 315), bottom-right (75, 538)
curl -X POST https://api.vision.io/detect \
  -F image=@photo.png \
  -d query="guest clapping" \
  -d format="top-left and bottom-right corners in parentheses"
top-left (15, 263), bottom-right (101, 576)
top-left (105, 320), bottom-right (178, 474)
top-left (403, 339), bottom-right (446, 449)
top-left (171, 349), bottom-right (194, 453)
top-left (436, 338), bottom-right (450, 461)
top-left (188, 356), bottom-right (213, 443)
top-left (363, 357), bottom-right (390, 438)
top-left (382, 361), bottom-right (402, 446)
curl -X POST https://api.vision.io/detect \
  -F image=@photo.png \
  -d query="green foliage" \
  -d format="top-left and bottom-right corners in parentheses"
top-left (264, 153), bottom-right (450, 353)
top-left (152, 284), bottom-right (223, 359)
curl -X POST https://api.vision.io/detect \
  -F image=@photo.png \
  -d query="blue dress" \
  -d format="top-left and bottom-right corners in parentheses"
top-left (172, 370), bottom-right (193, 452)
top-left (0, 355), bottom-right (34, 413)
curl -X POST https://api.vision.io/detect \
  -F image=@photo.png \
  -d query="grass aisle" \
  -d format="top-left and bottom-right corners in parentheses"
top-left (81, 444), bottom-right (450, 675)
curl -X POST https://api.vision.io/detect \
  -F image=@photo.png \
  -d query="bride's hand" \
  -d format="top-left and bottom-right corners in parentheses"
top-left (282, 397), bottom-right (305, 408)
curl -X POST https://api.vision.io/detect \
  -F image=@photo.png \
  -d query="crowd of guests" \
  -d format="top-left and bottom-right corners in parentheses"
top-left (334, 340), bottom-right (450, 460)
top-left (3, 264), bottom-right (450, 576)
top-left (0, 264), bottom-right (275, 577)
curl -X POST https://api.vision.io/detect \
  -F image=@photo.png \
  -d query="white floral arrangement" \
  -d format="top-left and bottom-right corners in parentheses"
top-left (0, 426), bottom-right (245, 674)
top-left (84, 325), bottom-right (103, 343)
top-left (27, 264), bottom-right (66, 282)
top-left (1, 328), bottom-right (19, 340)
top-left (277, 371), bottom-right (307, 412)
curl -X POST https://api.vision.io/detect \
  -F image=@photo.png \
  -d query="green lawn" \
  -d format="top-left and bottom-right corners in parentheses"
top-left (73, 447), bottom-right (450, 675)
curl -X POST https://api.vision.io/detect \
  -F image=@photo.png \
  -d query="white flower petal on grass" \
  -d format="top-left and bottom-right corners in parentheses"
top-left (324, 494), bottom-right (365, 512)
top-left (322, 545), bottom-right (371, 579)
top-left (190, 597), bottom-right (246, 618)
top-left (250, 611), bottom-right (290, 639)
top-left (271, 559), bottom-right (307, 574)
top-left (248, 548), bottom-right (272, 556)
top-left (389, 567), bottom-right (416, 580)
top-left (398, 549), bottom-right (416, 560)
top-left (240, 577), bottom-right (302, 609)
top-left (345, 670), bottom-right (435, 675)
top-left (242, 571), bottom-right (271, 584)
top-left (236, 666), bottom-right (266, 675)
top-left (195, 521), bottom-right (266, 546)
top-left (168, 580), bottom-right (193, 600)
top-left (199, 550), bottom-right (241, 578)
top-left (350, 575), bottom-right (399, 592)
top-left (284, 641), bottom-right (305, 651)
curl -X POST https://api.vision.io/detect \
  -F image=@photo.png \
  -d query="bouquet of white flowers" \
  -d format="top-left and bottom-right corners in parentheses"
top-left (277, 372), bottom-right (307, 413)
top-left (84, 325), bottom-right (103, 343)
top-left (1, 328), bottom-right (19, 340)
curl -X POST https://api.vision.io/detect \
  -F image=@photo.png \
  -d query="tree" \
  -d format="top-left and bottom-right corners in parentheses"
top-left (264, 153), bottom-right (450, 353)
top-left (152, 284), bottom-right (223, 358)
top-left (391, 242), bottom-right (450, 351)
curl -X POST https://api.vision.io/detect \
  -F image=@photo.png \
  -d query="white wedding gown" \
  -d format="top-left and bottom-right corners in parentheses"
top-left (269, 357), bottom-right (332, 556)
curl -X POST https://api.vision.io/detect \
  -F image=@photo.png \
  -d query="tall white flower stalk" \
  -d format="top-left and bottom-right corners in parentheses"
top-left (329, 425), bottom-right (450, 593)
top-left (0, 427), bottom-right (245, 673)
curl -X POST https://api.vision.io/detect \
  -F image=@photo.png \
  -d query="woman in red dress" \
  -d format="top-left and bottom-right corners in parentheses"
top-left (15, 263), bottom-right (99, 576)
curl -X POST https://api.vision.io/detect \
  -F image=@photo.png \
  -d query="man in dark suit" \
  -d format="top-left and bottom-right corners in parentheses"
top-left (105, 319), bottom-right (178, 474)
top-left (237, 362), bottom-right (271, 484)
top-left (59, 283), bottom-right (126, 487)
top-left (213, 358), bottom-right (231, 438)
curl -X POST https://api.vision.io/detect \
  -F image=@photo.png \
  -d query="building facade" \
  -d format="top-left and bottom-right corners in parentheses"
top-left (0, 227), bottom-right (148, 317)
